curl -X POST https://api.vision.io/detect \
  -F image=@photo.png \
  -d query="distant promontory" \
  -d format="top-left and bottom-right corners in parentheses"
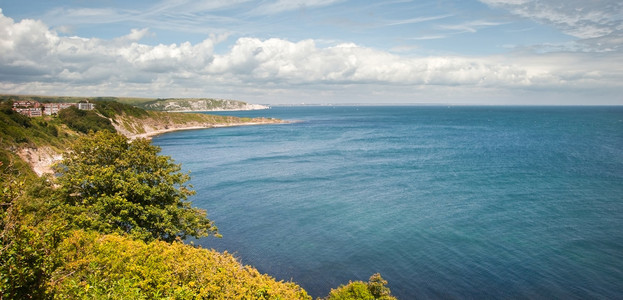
top-left (140, 98), bottom-right (269, 112)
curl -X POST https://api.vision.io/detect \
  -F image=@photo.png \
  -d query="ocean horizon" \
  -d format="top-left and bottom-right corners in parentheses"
top-left (153, 106), bottom-right (623, 299)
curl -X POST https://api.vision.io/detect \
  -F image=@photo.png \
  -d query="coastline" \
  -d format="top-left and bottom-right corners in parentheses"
top-left (126, 121), bottom-right (287, 140)
top-left (18, 119), bottom-right (288, 176)
top-left (164, 107), bottom-right (270, 113)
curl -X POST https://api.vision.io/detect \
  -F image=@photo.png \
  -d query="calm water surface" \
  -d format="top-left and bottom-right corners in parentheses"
top-left (153, 106), bottom-right (623, 299)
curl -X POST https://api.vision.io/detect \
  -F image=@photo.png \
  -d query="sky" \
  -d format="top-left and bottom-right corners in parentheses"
top-left (0, 0), bottom-right (622, 105)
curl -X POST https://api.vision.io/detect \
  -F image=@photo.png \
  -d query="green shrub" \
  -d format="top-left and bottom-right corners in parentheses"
top-left (324, 274), bottom-right (397, 300)
top-left (50, 230), bottom-right (311, 299)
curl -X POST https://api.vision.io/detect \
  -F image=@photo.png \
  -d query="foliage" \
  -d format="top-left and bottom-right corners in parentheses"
top-left (50, 230), bottom-right (311, 299)
top-left (94, 100), bottom-right (148, 118)
top-left (324, 274), bottom-right (397, 300)
top-left (54, 130), bottom-right (219, 242)
top-left (0, 101), bottom-right (31, 128)
top-left (57, 106), bottom-right (116, 134)
top-left (0, 149), bottom-right (35, 179)
top-left (0, 164), bottom-right (65, 299)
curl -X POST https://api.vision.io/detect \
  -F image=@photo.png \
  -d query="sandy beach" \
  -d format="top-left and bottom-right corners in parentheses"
top-left (126, 121), bottom-right (287, 140)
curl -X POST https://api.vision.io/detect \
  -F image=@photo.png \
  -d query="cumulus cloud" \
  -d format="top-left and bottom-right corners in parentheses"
top-left (206, 38), bottom-right (548, 87)
top-left (0, 9), bottom-right (621, 104)
top-left (0, 9), bottom-right (216, 83)
top-left (479, 0), bottom-right (623, 51)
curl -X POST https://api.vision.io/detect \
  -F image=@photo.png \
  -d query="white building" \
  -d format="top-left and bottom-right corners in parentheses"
top-left (77, 101), bottom-right (95, 110)
top-left (43, 102), bottom-right (76, 115)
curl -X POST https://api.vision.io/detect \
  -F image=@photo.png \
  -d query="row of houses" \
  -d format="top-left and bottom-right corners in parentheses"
top-left (12, 100), bottom-right (95, 117)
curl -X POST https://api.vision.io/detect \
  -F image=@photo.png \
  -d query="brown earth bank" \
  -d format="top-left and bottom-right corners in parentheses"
top-left (17, 146), bottom-right (63, 176)
top-left (115, 115), bottom-right (286, 140)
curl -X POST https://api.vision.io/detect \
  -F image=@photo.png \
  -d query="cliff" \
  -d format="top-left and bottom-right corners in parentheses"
top-left (112, 110), bottom-right (284, 139)
top-left (140, 98), bottom-right (270, 112)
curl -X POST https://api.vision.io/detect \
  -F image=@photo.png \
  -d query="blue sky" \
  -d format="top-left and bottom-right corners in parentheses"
top-left (0, 0), bottom-right (622, 105)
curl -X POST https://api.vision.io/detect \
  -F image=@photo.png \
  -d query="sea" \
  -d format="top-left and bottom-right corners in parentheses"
top-left (152, 106), bottom-right (623, 299)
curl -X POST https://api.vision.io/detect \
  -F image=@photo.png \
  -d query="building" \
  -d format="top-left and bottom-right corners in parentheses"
top-left (43, 102), bottom-right (76, 115)
top-left (12, 99), bottom-right (96, 117)
top-left (12, 100), bottom-right (41, 109)
top-left (77, 101), bottom-right (95, 110)
top-left (12, 100), bottom-right (43, 117)
top-left (13, 107), bottom-right (43, 117)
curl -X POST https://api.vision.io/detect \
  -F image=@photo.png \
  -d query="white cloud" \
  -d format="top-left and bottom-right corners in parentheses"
top-left (438, 20), bottom-right (507, 34)
top-left (479, 0), bottom-right (623, 51)
top-left (385, 14), bottom-right (453, 27)
top-left (122, 28), bottom-right (152, 42)
top-left (0, 9), bottom-right (621, 104)
top-left (38, 2), bottom-right (241, 36)
top-left (250, 0), bottom-right (345, 15)
top-left (43, 7), bottom-right (129, 25)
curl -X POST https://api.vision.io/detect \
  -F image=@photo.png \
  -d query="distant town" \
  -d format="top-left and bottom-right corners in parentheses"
top-left (11, 100), bottom-right (95, 117)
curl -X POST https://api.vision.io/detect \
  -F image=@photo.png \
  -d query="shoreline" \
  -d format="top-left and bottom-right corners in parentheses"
top-left (127, 121), bottom-right (288, 140)
top-left (164, 107), bottom-right (270, 113)
top-left (19, 119), bottom-right (289, 176)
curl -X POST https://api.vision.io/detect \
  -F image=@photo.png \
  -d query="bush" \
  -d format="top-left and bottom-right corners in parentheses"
top-left (325, 274), bottom-right (397, 300)
top-left (50, 230), bottom-right (311, 299)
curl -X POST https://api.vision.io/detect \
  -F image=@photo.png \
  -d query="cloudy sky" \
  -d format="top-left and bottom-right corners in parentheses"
top-left (1, 0), bottom-right (622, 105)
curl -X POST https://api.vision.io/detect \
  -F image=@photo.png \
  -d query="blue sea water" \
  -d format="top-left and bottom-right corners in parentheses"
top-left (153, 106), bottom-right (623, 299)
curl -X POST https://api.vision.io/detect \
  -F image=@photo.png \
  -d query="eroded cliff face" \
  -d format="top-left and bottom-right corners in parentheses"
top-left (17, 146), bottom-right (63, 176)
top-left (111, 111), bottom-right (284, 139)
top-left (142, 99), bottom-right (269, 112)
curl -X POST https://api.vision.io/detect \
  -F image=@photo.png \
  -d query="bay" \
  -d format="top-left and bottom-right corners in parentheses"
top-left (153, 106), bottom-right (623, 299)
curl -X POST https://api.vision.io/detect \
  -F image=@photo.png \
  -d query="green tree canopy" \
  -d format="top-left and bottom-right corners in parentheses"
top-left (50, 230), bottom-right (311, 299)
top-left (54, 130), bottom-right (219, 242)
top-left (325, 273), bottom-right (397, 300)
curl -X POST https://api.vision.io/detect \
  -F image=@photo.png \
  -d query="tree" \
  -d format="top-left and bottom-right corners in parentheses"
top-left (324, 273), bottom-right (397, 300)
top-left (54, 130), bottom-right (219, 242)
top-left (1, 163), bottom-right (63, 299)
